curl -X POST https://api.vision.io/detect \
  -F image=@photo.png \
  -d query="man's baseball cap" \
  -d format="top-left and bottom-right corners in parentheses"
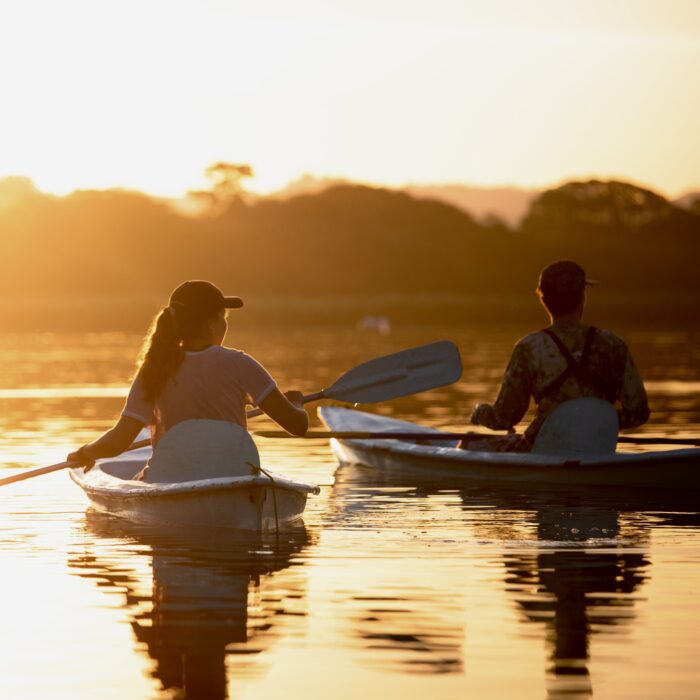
top-left (537, 260), bottom-right (599, 297)
top-left (169, 280), bottom-right (243, 313)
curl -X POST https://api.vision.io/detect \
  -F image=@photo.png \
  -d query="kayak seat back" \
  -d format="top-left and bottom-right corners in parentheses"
top-left (532, 398), bottom-right (619, 457)
top-left (146, 419), bottom-right (259, 483)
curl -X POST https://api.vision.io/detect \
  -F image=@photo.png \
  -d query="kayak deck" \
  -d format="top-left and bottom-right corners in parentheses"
top-left (319, 407), bottom-right (700, 490)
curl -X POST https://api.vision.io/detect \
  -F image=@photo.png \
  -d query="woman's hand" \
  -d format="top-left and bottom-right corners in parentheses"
top-left (66, 417), bottom-right (144, 471)
top-left (67, 445), bottom-right (96, 471)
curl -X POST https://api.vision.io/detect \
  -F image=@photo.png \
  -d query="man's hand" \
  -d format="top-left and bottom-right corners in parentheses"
top-left (470, 403), bottom-right (489, 426)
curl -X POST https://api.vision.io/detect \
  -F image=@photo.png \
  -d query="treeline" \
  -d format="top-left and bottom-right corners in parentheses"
top-left (0, 176), bottom-right (698, 329)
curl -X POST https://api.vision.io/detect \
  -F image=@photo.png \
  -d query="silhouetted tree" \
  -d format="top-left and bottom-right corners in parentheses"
top-left (520, 180), bottom-right (700, 294)
top-left (188, 162), bottom-right (254, 213)
top-left (521, 180), bottom-right (687, 240)
top-left (0, 176), bottom-right (43, 209)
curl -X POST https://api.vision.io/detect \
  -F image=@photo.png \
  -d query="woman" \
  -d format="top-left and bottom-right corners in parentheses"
top-left (67, 280), bottom-right (308, 472)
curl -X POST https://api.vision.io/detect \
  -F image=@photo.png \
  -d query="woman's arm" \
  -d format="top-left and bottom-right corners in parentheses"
top-left (258, 389), bottom-right (309, 436)
top-left (67, 415), bottom-right (145, 470)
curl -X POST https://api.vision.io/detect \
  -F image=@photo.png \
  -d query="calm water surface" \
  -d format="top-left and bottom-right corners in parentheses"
top-left (1, 326), bottom-right (699, 699)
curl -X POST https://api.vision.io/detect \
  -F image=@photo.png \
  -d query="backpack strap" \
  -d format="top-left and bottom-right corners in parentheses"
top-left (534, 326), bottom-right (601, 403)
top-left (542, 328), bottom-right (579, 365)
top-left (534, 329), bottom-right (578, 402)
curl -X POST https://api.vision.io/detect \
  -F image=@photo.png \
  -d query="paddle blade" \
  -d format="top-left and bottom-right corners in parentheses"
top-left (325, 340), bottom-right (462, 404)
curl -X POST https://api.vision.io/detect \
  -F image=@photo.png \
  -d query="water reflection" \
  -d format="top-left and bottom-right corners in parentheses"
top-left (69, 512), bottom-right (313, 699)
top-left (350, 592), bottom-right (463, 674)
top-left (456, 487), bottom-right (692, 698)
top-left (333, 463), bottom-right (700, 697)
top-left (496, 505), bottom-right (649, 699)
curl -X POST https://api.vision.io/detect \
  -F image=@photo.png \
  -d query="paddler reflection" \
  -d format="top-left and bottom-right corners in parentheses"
top-left (478, 495), bottom-right (650, 699)
top-left (69, 511), bottom-right (313, 699)
top-left (333, 463), bottom-right (655, 697)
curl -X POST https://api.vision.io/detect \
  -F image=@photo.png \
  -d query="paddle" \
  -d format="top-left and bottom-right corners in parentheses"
top-left (617, 436), bottom-right (700, 446)
top-left (246, 340), bottom-right (462, 418)
top-left (0, 341), bottom-right (463, 487)
top-left (256, 430), bottom-right (470, 440)
top-left (0, 437), bottom-right (153, 488)
top-left (255, 430), bottom-right (700, 447)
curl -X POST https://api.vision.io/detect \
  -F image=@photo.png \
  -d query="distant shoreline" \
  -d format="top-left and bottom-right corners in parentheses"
top-left (2, 292), bottom-right (698, 332)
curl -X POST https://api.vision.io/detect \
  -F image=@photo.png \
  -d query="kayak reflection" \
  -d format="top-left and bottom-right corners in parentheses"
top-left (68, 510), bottom-right (313, 699)
top-left (496, 503), bottom-right (649, 699)
top-left (460, 487), bottom-right (699, 698)
top-left (331, 463), bottom-right (700, 697)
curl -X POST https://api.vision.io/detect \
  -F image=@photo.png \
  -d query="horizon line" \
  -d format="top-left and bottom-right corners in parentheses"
top-left (0, 171), bottom-right (697, 202)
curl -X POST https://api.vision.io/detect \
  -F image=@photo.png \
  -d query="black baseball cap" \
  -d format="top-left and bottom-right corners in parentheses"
top-left (169, 280), bottom-right (243, 313)
top-left (537, 261), bottom-right (599, 297)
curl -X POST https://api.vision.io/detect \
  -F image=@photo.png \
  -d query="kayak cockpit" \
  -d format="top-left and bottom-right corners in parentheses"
top-left (98, 459), bottom-right (146, 481)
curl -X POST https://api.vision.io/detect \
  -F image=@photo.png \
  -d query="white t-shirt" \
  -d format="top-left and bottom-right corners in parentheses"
top-left (122, 345), bottom-right (276, 443)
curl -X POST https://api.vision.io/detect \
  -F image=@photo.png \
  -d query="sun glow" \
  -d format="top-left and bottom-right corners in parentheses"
top-left (1, 0), bottom-right (699, 197)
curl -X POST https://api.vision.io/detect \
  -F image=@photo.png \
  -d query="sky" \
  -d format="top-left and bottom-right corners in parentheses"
top-left (1, 0), bottom-right (699, 198)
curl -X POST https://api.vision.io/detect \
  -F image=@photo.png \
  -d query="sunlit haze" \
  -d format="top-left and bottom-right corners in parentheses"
top-left (1, 0), bottom-right (699, 198)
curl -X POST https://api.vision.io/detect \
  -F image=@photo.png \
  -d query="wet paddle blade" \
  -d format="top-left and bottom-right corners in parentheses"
top-left (246, 340), bottom-right (462, 418)
top-left (324, 340), bottom-right (462, 404)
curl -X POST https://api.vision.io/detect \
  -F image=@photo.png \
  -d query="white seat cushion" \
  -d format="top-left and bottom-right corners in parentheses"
top-left (146, 419), bottom-right (259, 483)
top-left (532, 398), bottom-right (619, 456)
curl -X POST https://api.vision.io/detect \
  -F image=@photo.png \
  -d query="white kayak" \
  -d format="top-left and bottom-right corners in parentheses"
top-left (319, 406), bottom-right (700, 491)
top-left (70, 420), bottom-right (320, 531)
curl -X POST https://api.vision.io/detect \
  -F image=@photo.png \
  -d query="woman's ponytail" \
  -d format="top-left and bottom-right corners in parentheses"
top-left (138, 307), bottom-right (185, 402)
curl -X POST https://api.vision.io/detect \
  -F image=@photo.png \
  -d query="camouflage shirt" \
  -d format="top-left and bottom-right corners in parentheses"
top-left (473, 320), bottom-right (650, 450)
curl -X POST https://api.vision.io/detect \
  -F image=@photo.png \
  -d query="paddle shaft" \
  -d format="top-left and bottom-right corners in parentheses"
top-left (0, 437), bottom-right (151, 488)
top-left (256, 430), bottom-right (700, 446)
top-left (617, 436), bottom-right (700, 446)
top-left (257, 430), bottom-right (474, 440)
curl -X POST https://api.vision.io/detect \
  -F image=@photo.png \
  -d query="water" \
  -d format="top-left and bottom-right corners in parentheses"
top-left (1, 326), bottom-right (699, 699)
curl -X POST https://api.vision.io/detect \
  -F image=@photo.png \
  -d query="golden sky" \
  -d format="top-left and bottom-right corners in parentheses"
top-left (1, 0), bottom-right (699, 197)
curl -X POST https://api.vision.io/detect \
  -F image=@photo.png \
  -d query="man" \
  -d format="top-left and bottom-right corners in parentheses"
top-left (462, 260), bottom-right (649, 452)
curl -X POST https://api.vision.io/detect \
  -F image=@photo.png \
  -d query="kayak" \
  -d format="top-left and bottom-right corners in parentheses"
top-left (70, 453), bottom-right (319, 531)
top-left (70, 450), bottom-right (319, 531)
top-left (318, 407), bottom-right (700, 490)
top-left (70, 423), bottom-right (320, 531)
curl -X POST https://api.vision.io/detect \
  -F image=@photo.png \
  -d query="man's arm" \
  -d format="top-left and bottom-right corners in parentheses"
top-left (471, 342), bottom-right (533, 431)
top-left (618, 350), bottom-right (650, 429)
